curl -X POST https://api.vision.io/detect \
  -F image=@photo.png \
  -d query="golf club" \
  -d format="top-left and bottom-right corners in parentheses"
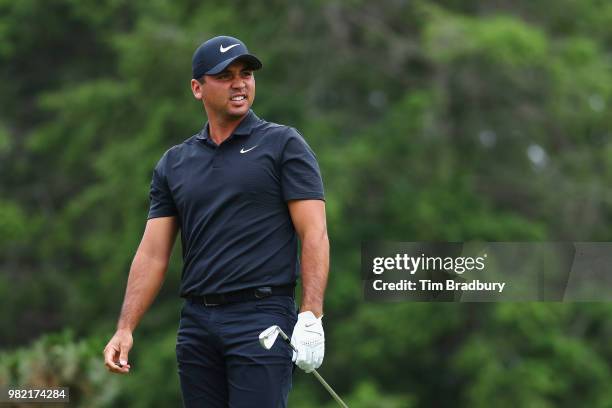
top-left (259, 325), bottom-right (349, 408)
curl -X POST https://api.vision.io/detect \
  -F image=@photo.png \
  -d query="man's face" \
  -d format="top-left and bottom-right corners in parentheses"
top-left (193, 60), bottom-right (256, 120)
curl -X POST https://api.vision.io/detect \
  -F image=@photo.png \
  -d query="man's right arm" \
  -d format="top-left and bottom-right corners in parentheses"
top-left (103, 216), bottom-right (178, 374)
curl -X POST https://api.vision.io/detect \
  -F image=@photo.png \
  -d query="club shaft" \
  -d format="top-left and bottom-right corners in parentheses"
top-left (276, 327), bottom-right (349, 408)
top-left (311, 370), bottom-right (349, 408)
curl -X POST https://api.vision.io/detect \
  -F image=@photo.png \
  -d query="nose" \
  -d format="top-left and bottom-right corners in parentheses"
top-left (231, 77), bottom-right (246, 89)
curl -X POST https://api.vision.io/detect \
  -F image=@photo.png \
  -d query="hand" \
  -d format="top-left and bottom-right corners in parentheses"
top-left (290, 311), bottom-right (324, 373)
top-left (103, 329), bottom-right (133, 374)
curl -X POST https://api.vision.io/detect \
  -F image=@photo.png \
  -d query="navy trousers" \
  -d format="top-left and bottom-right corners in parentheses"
top-left (176, 295), bottom-right (298, 408)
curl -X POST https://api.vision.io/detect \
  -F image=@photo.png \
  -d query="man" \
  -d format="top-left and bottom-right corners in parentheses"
top-left (103, 35), bottom-right (329, 407)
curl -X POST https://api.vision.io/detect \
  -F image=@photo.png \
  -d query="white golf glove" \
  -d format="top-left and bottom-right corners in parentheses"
top-left (290, 311), bottom-right (324, 373)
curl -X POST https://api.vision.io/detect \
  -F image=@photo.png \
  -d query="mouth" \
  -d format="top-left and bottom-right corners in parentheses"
top-left (230, 94), bottom-right (247, 102)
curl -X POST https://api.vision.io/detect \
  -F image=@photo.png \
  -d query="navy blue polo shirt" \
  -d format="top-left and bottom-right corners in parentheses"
top-left (147, 110), bottom-right (324, 297)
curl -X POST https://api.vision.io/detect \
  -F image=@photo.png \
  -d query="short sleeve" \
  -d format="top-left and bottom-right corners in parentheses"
top-left (280, 128), bottom-right (325, 202)
top-left (147, 152), bottom-right (178, 219)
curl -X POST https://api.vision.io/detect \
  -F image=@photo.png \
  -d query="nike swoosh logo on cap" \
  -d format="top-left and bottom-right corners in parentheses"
top-left (220, 44), bottom-right (240, 53)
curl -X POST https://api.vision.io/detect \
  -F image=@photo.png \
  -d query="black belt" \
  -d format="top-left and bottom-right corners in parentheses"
top-left (188, 284), bottom-right (295, 306)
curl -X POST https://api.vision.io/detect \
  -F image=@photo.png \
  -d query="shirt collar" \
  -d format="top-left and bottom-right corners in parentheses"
top-left (197, 110), bottom-right (260, 142)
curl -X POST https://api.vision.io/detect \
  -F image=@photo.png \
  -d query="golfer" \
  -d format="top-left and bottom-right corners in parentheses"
top-left (103, 35), bottom-right (329, 407)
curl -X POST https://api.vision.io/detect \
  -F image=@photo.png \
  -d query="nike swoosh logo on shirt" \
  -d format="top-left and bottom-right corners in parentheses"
top-left (220, 44), bottom-right (240, 53)
top-left (240, 145), bottom-right (257, 154)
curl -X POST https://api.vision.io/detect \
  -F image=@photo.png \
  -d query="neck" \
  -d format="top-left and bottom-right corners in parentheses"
top-left (207, 111), bottom-right (248, 145)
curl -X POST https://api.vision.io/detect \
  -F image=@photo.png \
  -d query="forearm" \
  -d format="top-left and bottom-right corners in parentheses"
top-left (117, 251), bottom-right (168, 332)
top-left (299, 230), bottom-right (329, 317)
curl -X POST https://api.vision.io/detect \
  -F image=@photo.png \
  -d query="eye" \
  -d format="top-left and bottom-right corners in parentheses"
top-left (242, 71), bottom-right (253, 77)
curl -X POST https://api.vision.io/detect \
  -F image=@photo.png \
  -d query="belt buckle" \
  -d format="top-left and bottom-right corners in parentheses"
top-left (203, 295), bottom-right (223, 306)
top-left (255, 287), bottom-right (272, 299)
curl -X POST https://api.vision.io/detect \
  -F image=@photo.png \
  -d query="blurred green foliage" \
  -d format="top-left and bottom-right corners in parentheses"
top-left (1, 0), bottom-right (612, 406)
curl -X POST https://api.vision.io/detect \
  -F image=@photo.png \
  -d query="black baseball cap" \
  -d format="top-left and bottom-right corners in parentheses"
top-left (192, 35), bottom-right (262, 79)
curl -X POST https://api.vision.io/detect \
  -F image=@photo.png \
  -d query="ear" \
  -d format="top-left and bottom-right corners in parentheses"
top-left (191, 79), bottom-right (204, 100)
